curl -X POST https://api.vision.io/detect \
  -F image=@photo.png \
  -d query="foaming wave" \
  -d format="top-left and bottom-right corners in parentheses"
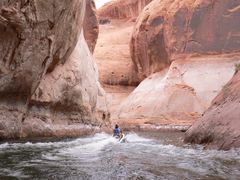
top-left (125, 133), bottom-right (153, 143)
top-left (0, 133), bottom-right (112, 150)
top-left (0, 168), bottom-right (30, 179)
top-left (0, 141), bottom-right (67, 150)
top-left (0, 143), bottom-right (9, 150)
top-left (59, 133), bottom-right (117, 157)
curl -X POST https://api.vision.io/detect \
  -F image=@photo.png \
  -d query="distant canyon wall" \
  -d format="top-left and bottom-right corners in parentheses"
top-left (0, 0), bottom-right (109, 140)
top-left (130, 0), bottom-right (240, 79)
top-left (118, 55), bottom-right (239, 121)
top-left (94, 0), bottom-right (153, 87)
top-left (115, 0), bottom-right (240, 150)
top-left (97, 0), bottom-right (153, 20)
top-left (84, 0), bottom-right (99, 53)
top-left (118, 0), bottom-right (240, 128)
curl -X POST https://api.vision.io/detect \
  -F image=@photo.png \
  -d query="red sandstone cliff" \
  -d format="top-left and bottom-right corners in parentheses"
top-left (94, 0), bottom-right (155, 121)
top-left (130, 0), bottom-right (240, 79)
top-left (185, 70), bottom-right (240, 150)
top-left (117, 0), bottom-right (240, 129)
top-left (0, 0), bottom-right (109, 139)
top-left (94, 0), bottom-right (153, 86)
top-left (97, 0), bottom-right (152, 20)
top-left (84, 0), bottom-right (99, 53)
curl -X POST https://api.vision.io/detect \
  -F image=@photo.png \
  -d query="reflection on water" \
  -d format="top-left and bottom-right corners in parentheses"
top-left (0, 132), bottom-right (239, 179)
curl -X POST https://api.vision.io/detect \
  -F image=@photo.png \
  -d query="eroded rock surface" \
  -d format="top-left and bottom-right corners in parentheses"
top-left (115, 0), bottom-right (240, 127)
top-left (131, 0), bottom-right (240, 79)
top-left (0, 0), bottom-right (85, 94)
top-left (185, 70), bottom-right (240, 150)
top-left (117, 55), bottom-right (240, 124)
top-left (27, 32), bottom-right (109, 138)
top-left (95, 0), bottom-right (154, 86)
top-left (94, 20), bottom-right (139, 86)
top-left (0, 0), bottom-right (109, 139)
top-left (84, 0), bottom-right (99, 53)
top-left (97, 0), bottom-right (152, 20)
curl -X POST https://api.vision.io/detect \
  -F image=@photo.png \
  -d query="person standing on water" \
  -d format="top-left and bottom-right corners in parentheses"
top-left (113, 124), bottom-right (120, 137)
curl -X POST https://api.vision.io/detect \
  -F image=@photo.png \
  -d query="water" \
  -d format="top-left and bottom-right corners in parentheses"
top-left (0, 132), bottom-right (239, 180)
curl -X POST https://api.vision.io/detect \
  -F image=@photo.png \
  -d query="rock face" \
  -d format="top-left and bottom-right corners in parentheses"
top-left (27, 32), bottom-right (109, 138)
top-left (185, 70), bottom-right (240, 150)
top-left (131, 0), bottom-right (240, 79)
top-left (97, 0), bottom-right (153, 20)
top-left (117, 55), bottom-right (240, 123)
top-left (117, 0), bottom-right (240, 127)
top-left (94, 20), bottom-right (139, 86)
top-left (84, 0), bottom-right (99, 53)
top-left (0, 0), bottom-right (84, 96)
top-left (0, 0), bottom-right (109, 139)
top-left (95, 0), bottom-right (155, 87)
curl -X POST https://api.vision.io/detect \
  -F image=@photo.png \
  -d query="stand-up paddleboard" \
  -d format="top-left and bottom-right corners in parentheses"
top-left (119, 134), bottom-right (126, 143)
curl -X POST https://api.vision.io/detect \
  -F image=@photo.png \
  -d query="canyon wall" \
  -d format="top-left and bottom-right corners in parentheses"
top-left (117, 0), bottom-right (240, 127)
top-left (97, 0), bottom-right (153, 20)
top-left (84, 0), bottom-right (99, 53)
top-left (131, 0), bottom-right (240, 79)
top-left (0, 0), bottom-right (109, 139)
top-left (95, 0), bottom-right (151, 86)
top-left (94, 20), bottom-right (140, 86)
top-left (118, 55), bottom-right (239, 123)
top-left (185, 70), bottom-right (240, 150)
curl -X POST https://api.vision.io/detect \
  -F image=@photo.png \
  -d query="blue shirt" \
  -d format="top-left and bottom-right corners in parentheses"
top-left (114, 128), bottom-right (119, 136)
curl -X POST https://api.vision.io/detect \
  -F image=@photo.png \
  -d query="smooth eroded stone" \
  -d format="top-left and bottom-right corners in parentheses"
top-left (185, 70), bottom-right (240, 150)
top-left (130, 0), bottom-right (240, 79)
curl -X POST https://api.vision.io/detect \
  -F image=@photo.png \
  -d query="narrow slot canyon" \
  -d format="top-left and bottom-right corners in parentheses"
top-left (94, 0), bottom-right (240, 138)
top-left (0, 0), bottom-right (240, 179)
top-left (94, 17), bottom-right (138, 126)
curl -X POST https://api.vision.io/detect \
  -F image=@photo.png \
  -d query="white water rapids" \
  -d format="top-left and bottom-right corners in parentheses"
top-left (0, 132), bottom-right (239, 179)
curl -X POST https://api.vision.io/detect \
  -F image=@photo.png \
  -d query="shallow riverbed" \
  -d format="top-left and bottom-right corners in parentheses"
top-left (0, 132), bottom-right (239, 179)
